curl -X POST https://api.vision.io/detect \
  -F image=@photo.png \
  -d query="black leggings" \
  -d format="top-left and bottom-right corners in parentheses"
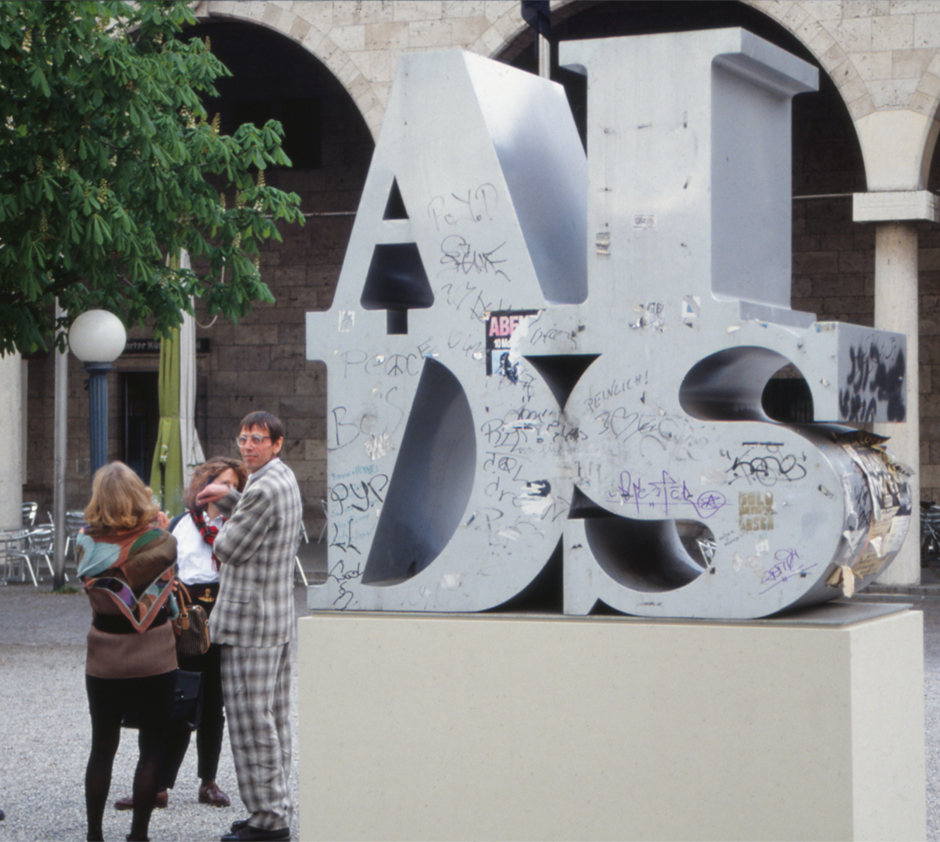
top-left (85, 671), bottom-right (175, 842)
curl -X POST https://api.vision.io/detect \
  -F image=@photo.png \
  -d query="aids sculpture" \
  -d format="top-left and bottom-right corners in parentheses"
top-left (305, 28), bottom-right (911, 619)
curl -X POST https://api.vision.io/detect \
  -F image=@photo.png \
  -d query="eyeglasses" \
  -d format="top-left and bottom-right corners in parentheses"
top-left (236, 434), bottom-right (271, 447)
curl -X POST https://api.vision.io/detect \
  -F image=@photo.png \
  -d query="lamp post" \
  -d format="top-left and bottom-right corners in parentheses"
top-left (68, 310), bottom-right (126, 477)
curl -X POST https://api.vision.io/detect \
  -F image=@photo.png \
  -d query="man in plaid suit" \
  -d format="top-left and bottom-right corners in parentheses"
top-left (197, 411), bottom-right (303, 842)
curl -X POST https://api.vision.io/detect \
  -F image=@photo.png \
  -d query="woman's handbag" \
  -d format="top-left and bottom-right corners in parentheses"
top-left (122, 669), bottom-right (203, 732)
top-left (170, 668), bottom-right (203, 731)
top-left (173, 582), bottom-right (210, 658)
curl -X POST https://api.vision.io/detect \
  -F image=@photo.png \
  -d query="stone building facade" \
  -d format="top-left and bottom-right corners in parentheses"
top-left (15, 0), bottom-right (940, 585)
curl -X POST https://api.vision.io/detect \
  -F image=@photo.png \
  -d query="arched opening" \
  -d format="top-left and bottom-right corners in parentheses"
top-left (921, 139), bottom-right (940, 506)
top-left (178, 20), bottom-right (375, 539)
top-left (502, 3), bottom-right (864, 180)
top-left (184, 20), bottom-right (375, 173)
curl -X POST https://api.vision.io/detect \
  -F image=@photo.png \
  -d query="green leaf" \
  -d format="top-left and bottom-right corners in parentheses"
top-left (29, 64), bottom-right (50, 96)
top-left (0, 0), bottom-right (302, 354)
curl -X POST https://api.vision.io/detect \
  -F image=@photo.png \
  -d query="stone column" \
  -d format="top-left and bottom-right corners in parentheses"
top-left (854, 191), bottom-right (940, 585)
top-left (873, 222), bottom-right (920, 585)
top-left (0, 353), bottom-right (24, 530)
top-left (852, 88), bottom-right (940, 586)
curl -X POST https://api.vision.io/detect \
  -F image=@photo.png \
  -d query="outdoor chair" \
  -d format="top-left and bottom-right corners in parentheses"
top-left (294, 520), bottom-right (310, 587)
top-left (1, 529), bottom-right (35, 586)
top-left (65, 510), bottom-right (87, 569)
top-left (45, 510), bottom-right (85, 580)
top-left (21, 502), bottom-right (37, 528)
top-left (317, 498), bottom-right (328, 543)
top-left (24, 525), bottom-right (58, 584)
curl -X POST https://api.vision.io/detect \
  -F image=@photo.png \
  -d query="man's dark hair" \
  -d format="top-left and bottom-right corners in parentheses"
top-left (240, 411), bottom-right (285, 443)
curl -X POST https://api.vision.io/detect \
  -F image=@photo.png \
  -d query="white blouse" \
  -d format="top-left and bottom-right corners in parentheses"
top-left (172, 512), bottom-right (224, 586)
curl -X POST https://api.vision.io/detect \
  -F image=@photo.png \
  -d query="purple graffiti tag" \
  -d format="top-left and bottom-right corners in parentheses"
top-left (759, 549), bottom-right (817, 594)
top-left (613, 471), bottom-right (727, 519)
top-left (695, 491), bottom-right (727, 518)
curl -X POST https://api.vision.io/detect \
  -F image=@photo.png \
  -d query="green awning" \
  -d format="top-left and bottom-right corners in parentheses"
top-left (151, 322), bottom-right (183, 516)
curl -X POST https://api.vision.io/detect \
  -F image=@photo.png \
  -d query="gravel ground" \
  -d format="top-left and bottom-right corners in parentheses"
top-left (0, 577), bottom-right (937, 841)
top-left (0, 585), bottom-right (305, 842)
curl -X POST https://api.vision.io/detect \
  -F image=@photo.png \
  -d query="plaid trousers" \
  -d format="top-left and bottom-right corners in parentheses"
top-left (220, 642), bottom-right (292, 830)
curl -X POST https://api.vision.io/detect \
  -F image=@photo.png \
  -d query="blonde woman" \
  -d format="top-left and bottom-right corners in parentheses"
top-left (77, 462), bottom-right (178, 842)
top-left (114, 456), bottom-right (248, 813)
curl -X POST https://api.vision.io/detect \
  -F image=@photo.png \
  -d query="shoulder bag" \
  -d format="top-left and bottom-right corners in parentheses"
top-left (173, 582), bottom-right (211, 658)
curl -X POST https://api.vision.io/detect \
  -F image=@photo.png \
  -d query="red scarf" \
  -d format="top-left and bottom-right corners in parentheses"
top-left (190, 508), bottom-right (221, 570)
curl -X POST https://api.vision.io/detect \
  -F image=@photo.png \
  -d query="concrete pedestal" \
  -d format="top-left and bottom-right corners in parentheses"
top-left (298, 603), bottom-right (925, 841)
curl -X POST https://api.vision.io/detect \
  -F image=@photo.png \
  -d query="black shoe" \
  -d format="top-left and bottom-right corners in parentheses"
top-left (230, 818), bottom-right (250, 832)
top-left (220, 826), bottom-right (290, 841)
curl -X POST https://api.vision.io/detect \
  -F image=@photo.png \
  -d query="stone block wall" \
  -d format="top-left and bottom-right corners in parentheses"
top-left (918, 219), bottom-right (940, 501)
top-left (24, 350), bottom-right (131, 513)
top-left (792, 197), bottom-right (875, 326)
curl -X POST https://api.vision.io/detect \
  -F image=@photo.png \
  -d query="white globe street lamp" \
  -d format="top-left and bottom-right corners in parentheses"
top-left (68, 310), bottom-right (127, 477)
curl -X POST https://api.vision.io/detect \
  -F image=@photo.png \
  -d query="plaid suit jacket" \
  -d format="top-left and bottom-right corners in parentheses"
top-left (210, 457), bottom-right (303, 648)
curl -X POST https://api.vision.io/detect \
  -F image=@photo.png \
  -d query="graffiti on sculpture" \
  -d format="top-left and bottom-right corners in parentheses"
top-left (305, 29), bottom-right (911, 619)
top-left (838, 337), bottom-right (906, 423)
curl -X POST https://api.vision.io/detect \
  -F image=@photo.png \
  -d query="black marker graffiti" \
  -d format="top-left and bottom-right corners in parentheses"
top-left (721, 448), bottom-right (807, 487)
top-left (440, 235), bottom-right (510, 281)
top-left (329, 474), bottom-right (390, 517)
top-left (594, 408), bottom-right (709, 458)
top-left (584, 373), bottom-right (650, 412)
top-left (341, 350), bottom-right (422, 378)
top-left (328, 518), bottom-right (362, 556)
top-left (427, 183), bottom-right (498, 231)
top-left (839, 340), bottom-right (905, 423)
top-left (327, 559), bottom-right (362, 609)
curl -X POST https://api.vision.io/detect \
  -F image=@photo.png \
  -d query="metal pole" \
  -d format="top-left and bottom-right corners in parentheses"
top-left (86, 362), bottom-right (112, 477)
top-left (53, 300), bottom-right (68, 590)
top-left (539, 32), bottom-right (550, 79)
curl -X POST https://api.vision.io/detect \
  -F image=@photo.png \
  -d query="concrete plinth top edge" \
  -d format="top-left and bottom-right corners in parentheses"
top-left (300, 600), bottom-right (910, 629)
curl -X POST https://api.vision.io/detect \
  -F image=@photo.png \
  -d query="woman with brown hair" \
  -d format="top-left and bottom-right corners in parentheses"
top-left (114, 456), bottom-right (248, 813)
top-left (77, 462), bottom-right (178, 842)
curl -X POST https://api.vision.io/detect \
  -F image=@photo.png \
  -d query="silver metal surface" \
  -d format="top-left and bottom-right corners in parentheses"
top-left (305, 30), bottom-right (910, 619)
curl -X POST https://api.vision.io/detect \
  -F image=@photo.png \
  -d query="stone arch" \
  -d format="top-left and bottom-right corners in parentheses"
top-left (487, 2), bottom-right (858, 113)
top-left (198, 1), bottom-right (384, 140)
top-left (494, 2), bottom-right (864, 180)
top-left (739, 0), bottom-right (940, 191)
top-left (739, 2), bottom-right (869, 119)
top-left (479, 0), bottom-right (940, 191)
top-left (466, 0), bottom-right (583, 60)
